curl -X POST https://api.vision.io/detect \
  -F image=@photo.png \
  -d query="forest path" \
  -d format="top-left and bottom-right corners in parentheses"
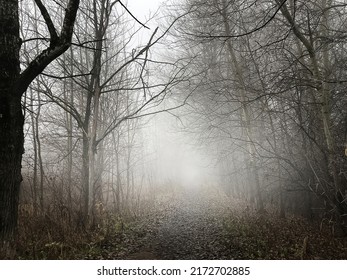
top-left (123, 187), bottom-right (347, 260)
top-left (127, 187), bottom-right (237, 259)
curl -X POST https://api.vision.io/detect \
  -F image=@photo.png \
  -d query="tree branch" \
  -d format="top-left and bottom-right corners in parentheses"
top-left (118, 0), bottom-right (150, 29)
top-left (15, 0), bottom-right (80, 97)
top-left (190, 0), bottom-right (288, 39)
top-left (34, 0), bottom-right (59, 45)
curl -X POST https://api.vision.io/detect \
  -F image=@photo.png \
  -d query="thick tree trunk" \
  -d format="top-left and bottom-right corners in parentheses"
top-left (0, 98), bottom-right (23, 257)
top-left (0, 97), bottom-right (23, 257)
top-left (0, 0), bottom-right (22, 257)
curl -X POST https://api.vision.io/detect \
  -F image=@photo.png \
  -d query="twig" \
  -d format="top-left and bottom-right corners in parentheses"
top-left (118, 0), bottom-right (150, 29)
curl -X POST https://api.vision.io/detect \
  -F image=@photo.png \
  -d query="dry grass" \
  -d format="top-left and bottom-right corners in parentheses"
top-left (13, 188), bottom-right (347, 260)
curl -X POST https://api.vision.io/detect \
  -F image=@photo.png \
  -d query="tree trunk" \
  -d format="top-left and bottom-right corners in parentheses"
top-left (0, 0), bottom-right (22, 257)
top-left (35, 84), bottom-right (44, 213)
top-left (220, 0), bottom-right (264, 211)
top-left (81, 132), bottom-right (90, 225)
top-left (29, 88), bottom-right (38, 213)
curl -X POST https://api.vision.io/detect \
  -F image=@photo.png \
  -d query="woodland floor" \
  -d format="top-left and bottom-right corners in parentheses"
top-left (16, 186), bottom-right (347, 259)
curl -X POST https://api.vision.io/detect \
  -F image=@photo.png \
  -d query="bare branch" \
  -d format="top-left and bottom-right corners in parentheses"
top-left (41, 72), bottom-right (92, 80)
top-left (190, 0), bottom-right (289, 39)
top-left (15, 0), bottom-right (80, 96)
top-left (34, 0), bottom-right (59, 44)
top-left (118, 0), bottom-right (150, 29)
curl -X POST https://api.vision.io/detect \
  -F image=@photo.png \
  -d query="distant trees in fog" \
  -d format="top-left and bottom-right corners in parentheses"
top-left (21, 0), bottom-right (189, 225)
top-left (165, 0), bottom-right (347, 233)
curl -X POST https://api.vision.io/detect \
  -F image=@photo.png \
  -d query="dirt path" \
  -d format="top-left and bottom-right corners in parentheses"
top-left (122, 187), bottom-right (347, 260)
top-left (128, 188), bottom-right (235, 259)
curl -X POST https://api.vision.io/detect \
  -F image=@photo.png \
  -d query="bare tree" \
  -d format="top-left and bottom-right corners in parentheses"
top-left (0, 0), bottom-right (80, 257)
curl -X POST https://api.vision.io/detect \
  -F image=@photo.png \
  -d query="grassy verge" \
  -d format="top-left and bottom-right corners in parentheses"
top-left (221, 212), bottom-right (347, 259)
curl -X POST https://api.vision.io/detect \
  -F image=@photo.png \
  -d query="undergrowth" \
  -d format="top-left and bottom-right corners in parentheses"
top-left (221, 212), bottom-right (347, 259)
top-left (16, 211), bottom-right (153, 259)
top-left (14, 195), bottom-right (347, 259)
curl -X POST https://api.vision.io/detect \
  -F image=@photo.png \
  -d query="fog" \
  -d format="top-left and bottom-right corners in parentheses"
top-left (143, 111), bottom-right (219, 190)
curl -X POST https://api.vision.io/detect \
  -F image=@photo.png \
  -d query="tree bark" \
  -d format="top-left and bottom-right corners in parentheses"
top-left (0, 0), bottom-right (23, 257)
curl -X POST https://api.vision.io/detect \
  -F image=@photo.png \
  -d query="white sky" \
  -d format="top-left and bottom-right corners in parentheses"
top-left (127, 0), bottom-right (164, 28)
